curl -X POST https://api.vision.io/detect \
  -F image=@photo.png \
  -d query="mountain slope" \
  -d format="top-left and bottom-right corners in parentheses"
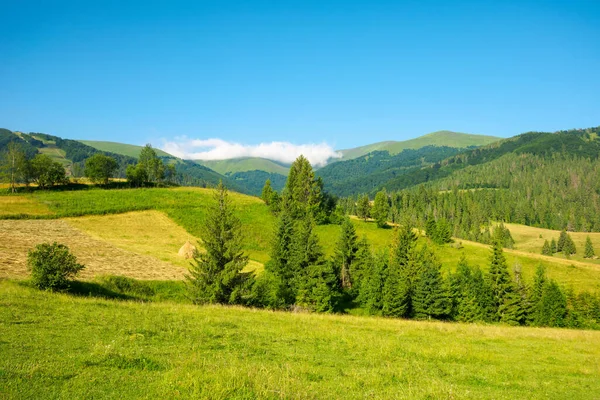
top-left (79, 140), bottom-right (173, 158)
top-left (196, 157), bottom-right (290, 176)
top-left (338, 130), bottom-right (500, 161)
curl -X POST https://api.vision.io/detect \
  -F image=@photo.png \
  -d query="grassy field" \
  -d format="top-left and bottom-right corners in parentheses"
top-left (78, 140), bottom-right (173, 158)
top-left (1, 280), bottom-right (599, 399)
top-left (503, 222), bottom-right (600, 265)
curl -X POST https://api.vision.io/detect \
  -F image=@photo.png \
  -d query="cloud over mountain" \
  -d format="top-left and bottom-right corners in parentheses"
top-left (160, 137), bottom-right (341, 167)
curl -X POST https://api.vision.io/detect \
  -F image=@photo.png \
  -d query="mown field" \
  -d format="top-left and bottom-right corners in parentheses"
top-left (2, 280), bottom-right (600, 399)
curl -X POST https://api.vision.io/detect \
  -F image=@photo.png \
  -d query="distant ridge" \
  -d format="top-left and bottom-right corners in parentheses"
top-left (338, 131), bottom-right (501, 161)
top-left (196, 157), bottom-right (290, 176)
top-left (78, 140), bottom-right (173, 158)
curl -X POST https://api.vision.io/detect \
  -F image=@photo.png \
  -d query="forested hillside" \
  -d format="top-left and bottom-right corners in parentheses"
top-left (317, 146), bottom-right (465, 196)
top-left (382, 126), bottom-right (600, 193)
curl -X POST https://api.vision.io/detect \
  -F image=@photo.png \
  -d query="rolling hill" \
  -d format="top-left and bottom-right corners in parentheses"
top-left (79, 140), bottom-right (173, 158)
top-left (196, 157), bottom-right (290, 176)
top-left (337, 130), bottom-right (501, 161)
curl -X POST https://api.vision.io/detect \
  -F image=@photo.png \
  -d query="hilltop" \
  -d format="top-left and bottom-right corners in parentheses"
top-left (78, 140), bottom-right (173, 158)
top-left (337, 130), bottom-right (501, 161)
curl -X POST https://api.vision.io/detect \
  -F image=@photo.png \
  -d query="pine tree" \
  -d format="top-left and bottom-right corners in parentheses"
top-left (288, 216), bottom-right (324, 297)
top-left (356, 194), bottom-right (371, 221)
top-left (261, 179), bottom-right (274, 205)
top-left (563, 233), bottom-right (576, 256)
top-left (349, 237), bottom-right (372, 296)
top-left (358, 250), bottom-right (387, 314)
top-left (425, 214), bottom-right (437, 243)
top-left (550, 238), bottom-right (557, 254)
top-left (584, 236), bottom-right (595, 259)
top-left (372, 189), bottom-right (390, 228)
top-left (541, 240), bottom-right (551, 256)
top-left (382, 224), bottom-right (417, 317)
top-left (333, 217), bottom-right (359, 290)
top-left (265, 209), bottom-right (296, 305)
top-left (499, 264), bottom-right (528, 325)
top-left (529, 265), bottom-right (547, 325)
top-left (296, 260), bottom-right (341, 312)
top-left (413, 257), bottom-right (451, 320)
top-left (536, 280), bottom-right (567, 327)
top-left (557, 230), bottom-right (568, 252)
top-left (187, 182), bottom-right (250, 304)
top-left (283, 155), bottom-right (320, 219)
top-left (487, 241), bottom-right (513, 321)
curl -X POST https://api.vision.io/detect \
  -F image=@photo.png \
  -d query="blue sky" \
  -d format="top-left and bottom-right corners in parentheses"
top-left (1, 0), bottom-right (599, 161)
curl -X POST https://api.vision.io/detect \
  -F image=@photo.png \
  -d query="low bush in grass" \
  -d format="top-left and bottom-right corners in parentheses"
top-left (27, 242), bottom-right (85, 290)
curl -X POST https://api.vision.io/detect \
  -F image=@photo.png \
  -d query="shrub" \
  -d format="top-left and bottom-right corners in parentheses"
top-left (27, 242), bottom-right (85, 290)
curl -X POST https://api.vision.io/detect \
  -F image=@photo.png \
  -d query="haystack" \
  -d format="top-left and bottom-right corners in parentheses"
top-left (178, 240), bottom-right (198, 259)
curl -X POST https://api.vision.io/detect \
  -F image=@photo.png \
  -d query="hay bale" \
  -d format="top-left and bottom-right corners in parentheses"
top-left (178, 241), bottom-right (198, 259)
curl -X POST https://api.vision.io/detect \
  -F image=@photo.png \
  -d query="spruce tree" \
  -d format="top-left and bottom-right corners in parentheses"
top-left (499, 264), bottom-right (528, 325)
top-left (487, 240), bottom-right (513, 321)
top-left (349, 236), bottom-right (372, 296)
top-left (413, 257), bottom-right (451, 320)
top-left (436, 218), bottom-right (452, 244)
top-left (261, 179), bottom-right (274, 205)
top-left (288, 216), bottom-right (323, 296)
top-left (358, 250), bottom-right (387, 314)
top-left (333, 217), bottom-right (359, 289)
top-left (557, 230), bottom-right (568, 252)
top-left (382, 224), bottom-right (417, 317)
top-left (563, 233), bottom-right (576, 256)
top-left (584, 236), bottom-right (595, 259)
top-left (550, 238), bottom-right (557, 254)
top-left (372, 189), bottom-right (390, 228)
top-left (265, 209), bottom-right (296, 305)
top-left (536, 280), bottom-right (567, 327)
top-left (296, 260), bottom-right (341, 312)
top-left (529, 265), bottom-right (547, 324)
top-left (187, 182), bottom-right (249, 304)
top-left (541, 240), bottom-right (551, 256)
top-left (283, 155), bottom-right (320, 219)
top-left (425, 214), bottom-right (437, 243)
top-left (356, 194), bottom-right (371, 221)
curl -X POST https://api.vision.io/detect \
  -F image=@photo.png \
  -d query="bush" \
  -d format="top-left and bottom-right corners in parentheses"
top-left (27, 242), bottom-right (85, 290)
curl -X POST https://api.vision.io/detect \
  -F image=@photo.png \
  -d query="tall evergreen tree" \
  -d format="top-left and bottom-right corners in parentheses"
top-left (557, 230), bottom-right (568, 252)
top-left (425, 214), bottom-right (437, 243)
top-left (356, 194), bottom-right (371, 221)
top-left (487, 241), bottom-right (513, 321)
top-left (529, 265), bottom-right (547, 324)
top-left (261, 179), bottom-right (274, 205)
top-left (536, 280), bottom-right (567, 327)
top-left (187, 182), bottom-right (250, 304)
top-left (584, 236), bottom-right (595, 259)
top-left (265, 209), bottom-right (296, 305)
top-left (563, 233), bottom-right (577, 256)
top-left (372, 189), bottom-right (390, 228)
top-left (333, 217), bottom-right (359, 289)
top-left (413, 254), bottom-right (450, 320)
top-left (358, 250), bottom-right (388, 314)
top-left (283, 155), bottom-right (320, 219)
top-left (349, 236), bottom-right (372, 296)
top-left (382, 223), bottom-right (417, 317)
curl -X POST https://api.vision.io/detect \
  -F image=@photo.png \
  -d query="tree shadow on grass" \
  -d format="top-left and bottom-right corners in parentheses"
top-left (67, 280), bottom-right (138, 301)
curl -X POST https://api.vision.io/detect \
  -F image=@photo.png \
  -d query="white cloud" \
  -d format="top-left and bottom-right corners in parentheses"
top-left (160, 137), bottom-right (341, 167)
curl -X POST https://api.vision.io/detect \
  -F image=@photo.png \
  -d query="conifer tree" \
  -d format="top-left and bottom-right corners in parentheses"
top-left (358, 251), bottom-right (387, 314)
top-left (333, 217), bottom-right (359, 289)
top-left (563, 233), bottom-right (576, 256)
top-left (356, 194), bottom-right (371, 221)
top-left (541, 240), bottom-right (551, 256)
top-left (499, 264), bottom-right (528, 325)
top-left (283, 155), bottom-right (320, 219)
top-left (187, 182), bottom-right (250, 304)
top-left (550, 238), bottom-right (557, 254)
top-left (536, 280), bottom-right (567, 327)
top-left (487, 240), bottom-right (513, 321)
top-left (529, 265), bottom-right (547, 324)
top-left (265, 209), bottom-right (296, 305)
top-left (425, 214), bottom-right (437, 243)
top-left (349, 236), bottom-right (372, 296)
top-left (289, 216), bottom-right (323, 296)
top-left (372, 189), bottom-right (390, 228)
top-left (436, 218), bottom-right (452, 244)
top-left (584, 236), bottom-right (595, 259)
top-left (382, 224), bottom-right (417, 317)
top-left (296, 260), bottom-right (341, 312)
top-left (557, 230), bottom-right (568, 252)
top-left (413, 256), bottom-right (450, 320)
top-left (261, 179), bottom-right (274, 205)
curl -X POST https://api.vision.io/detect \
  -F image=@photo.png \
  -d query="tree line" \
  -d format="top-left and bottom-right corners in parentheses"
top-left (187, 156), bottom-right (600, 330)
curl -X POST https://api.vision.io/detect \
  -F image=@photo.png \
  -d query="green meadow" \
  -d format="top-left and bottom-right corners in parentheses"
top-left (2, 280), bottom-right (600, 399)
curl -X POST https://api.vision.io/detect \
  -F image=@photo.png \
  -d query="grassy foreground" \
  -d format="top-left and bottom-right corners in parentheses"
top-left (1, 281), bottom-right (600, 399)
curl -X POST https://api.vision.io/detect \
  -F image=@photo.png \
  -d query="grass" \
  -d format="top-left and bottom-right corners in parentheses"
top-left (197, 157), bottom-right (290, 176)
top-left (78, 140), bottom-right (173, 158)
top-left (0, 219), bottom-right (187, 280)
top-left (0, 195), bottom-right (52, 216)
top-left (1, 279), bottom-right (600, 399)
